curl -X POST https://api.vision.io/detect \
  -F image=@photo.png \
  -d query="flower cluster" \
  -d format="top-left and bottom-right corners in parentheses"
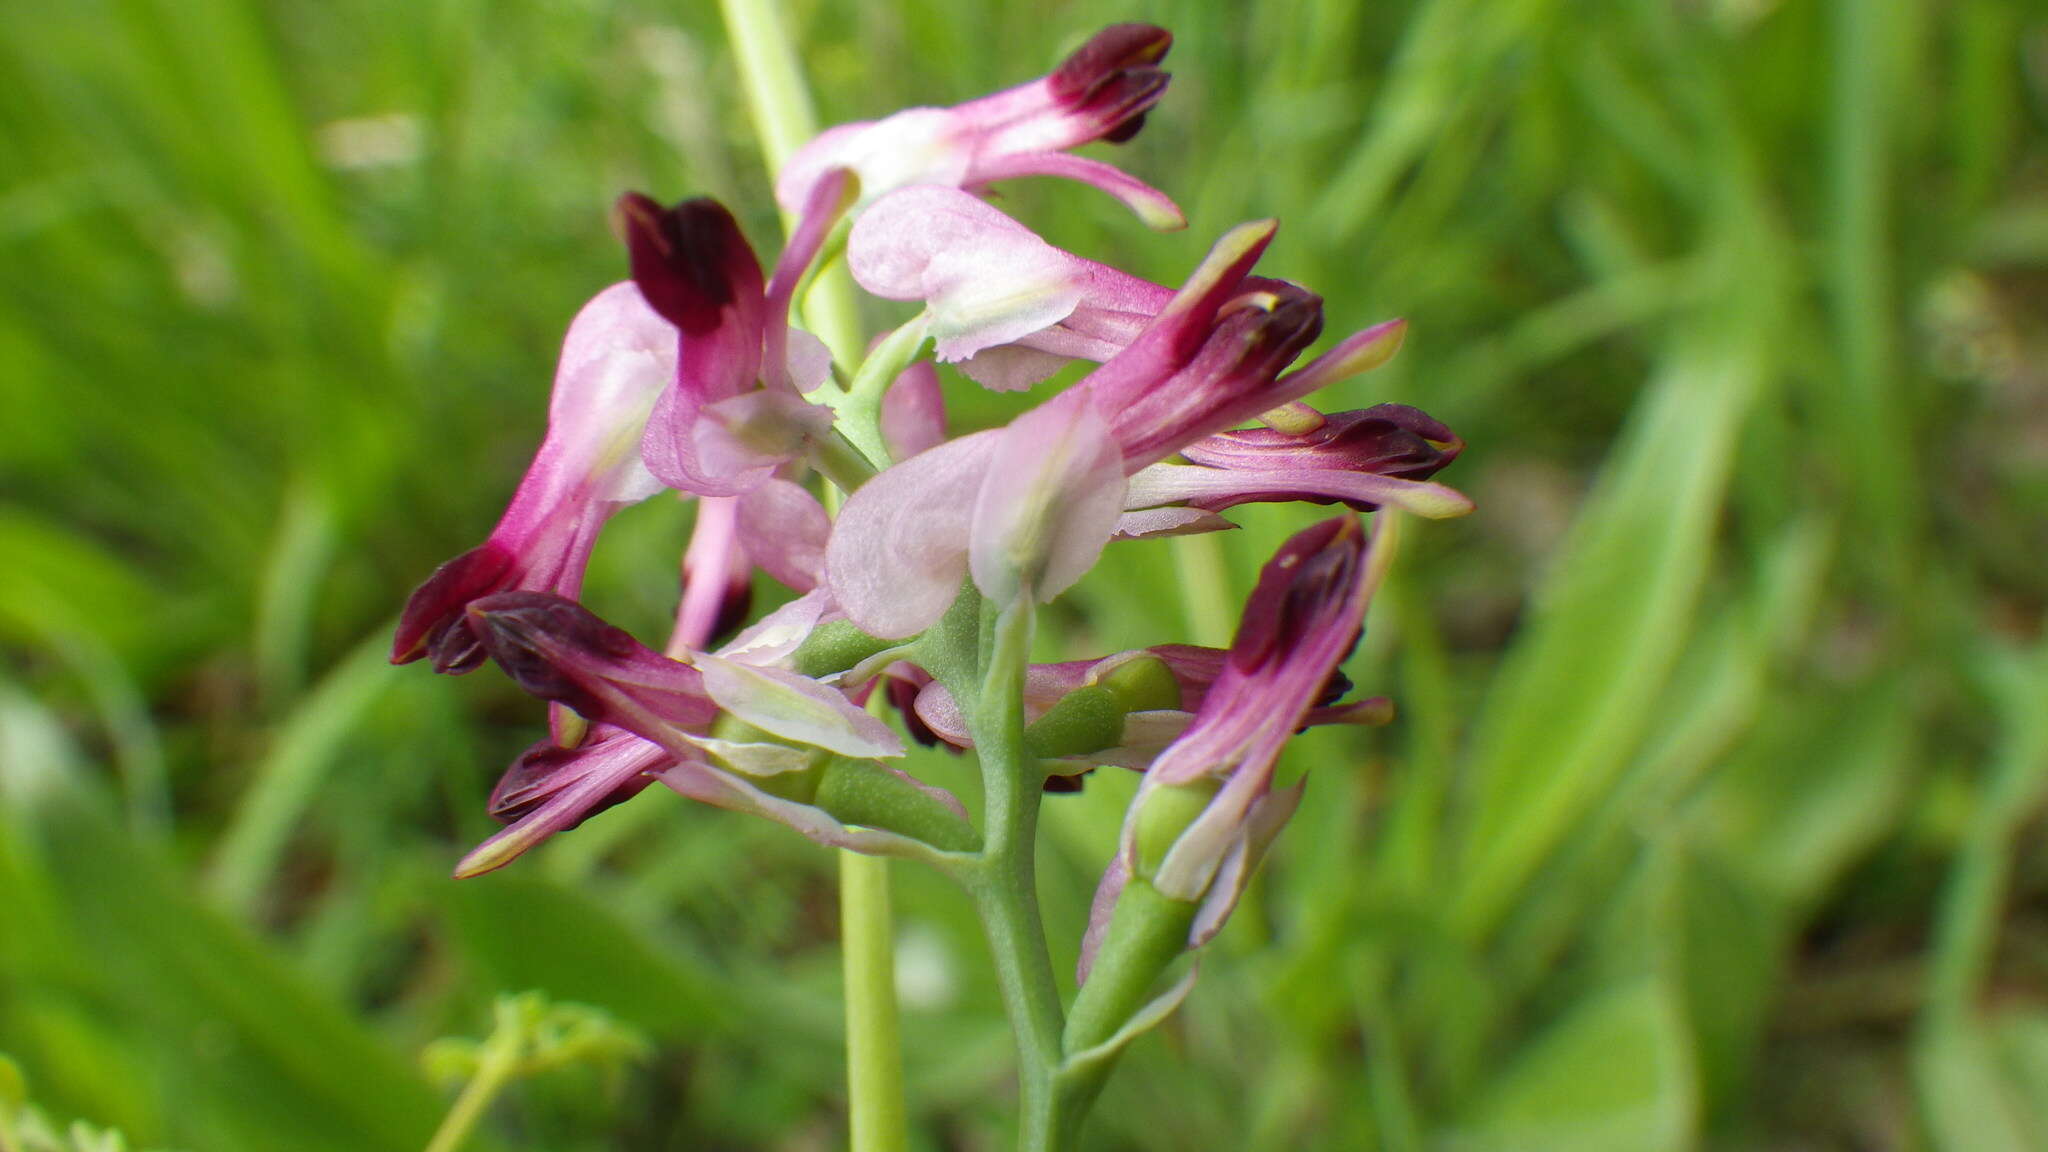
top-left (393, 24), bottom-right (1467, 981)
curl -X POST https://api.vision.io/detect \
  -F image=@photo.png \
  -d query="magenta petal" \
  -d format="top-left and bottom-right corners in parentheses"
top-left (466, 591), bottom-right (720, 734)
top-left (393, 541), bottom-right (520, 670)
top-left (765, 169), bottom-right (855, 389)
top-left (455, 727), bottom-right (671, 878)
top-left (736, 478), bottom-right (830, 592)
top-left (392, 282), bottom-right (675, 670)
top-left (1125, 462), bottom-right (1473, 519)
top-left (825, 432), bottom-right (1001, 638)
top-left (970, 150), bottom-right (1184, 231)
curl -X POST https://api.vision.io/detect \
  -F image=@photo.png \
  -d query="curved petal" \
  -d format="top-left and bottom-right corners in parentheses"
top-left (736, 478), bottom-right (831, 592)
top-left (825, 431), bottom-right (1001, 638)
top-left (969, 395), bottom-right (1127, 606)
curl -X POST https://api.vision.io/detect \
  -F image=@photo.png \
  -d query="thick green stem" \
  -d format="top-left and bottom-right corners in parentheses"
top-left (968, 601), bottom-right (1067, 1151)
top-left (717, 0), bottom-right (906, 1143)
top-left (841, 849), bottom-right (909, 1152)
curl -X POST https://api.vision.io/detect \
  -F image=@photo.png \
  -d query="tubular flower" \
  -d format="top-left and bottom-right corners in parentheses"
top-left (465, 592), bottom-right (972, 859)
top-left (1125, 399), bottom-right (1475, 525)
top-left (848, 186), bottom-right (1172, 391)
top-left (619, 191), bottom-right (839, 498)
top-left (824, 219), bottom-right (1359, 638)
top-left (392, 282), bottom-right (676, 673)
top-left (775, 24), bottom-right (1184, 231)
top-left (1080, 514), bottom-right (1394, 978)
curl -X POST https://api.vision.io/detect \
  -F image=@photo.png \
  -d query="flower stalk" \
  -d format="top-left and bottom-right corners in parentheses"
top-left (964, 598), bottom-right (1067, 1151)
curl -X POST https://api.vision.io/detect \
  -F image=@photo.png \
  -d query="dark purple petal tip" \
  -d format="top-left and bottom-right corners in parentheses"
top-left (1050, 25), bottom-right (1173, 103)
top-left (1229, 516), bottom-right (1367, 673)
top-left (489, 728), bottom-right (661, 827)
top-left (392, 541), bottom-right (519, 671)
top-left (615, 193), bottom-right (762, 334)
top-left (466, 591), bottom-right (642, 716)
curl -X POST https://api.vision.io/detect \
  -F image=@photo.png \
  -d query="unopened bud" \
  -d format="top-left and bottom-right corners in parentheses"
top-left (1134, 778), bottom-right (1220, 882)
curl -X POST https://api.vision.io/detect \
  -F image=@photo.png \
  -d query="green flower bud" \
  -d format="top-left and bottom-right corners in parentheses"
top-left (1133, 777), bottom-right (1220, 880)
top-left (815, 758), bottom-right (982, 852)
top-left (1096, 653), bottom-right (1182, 713)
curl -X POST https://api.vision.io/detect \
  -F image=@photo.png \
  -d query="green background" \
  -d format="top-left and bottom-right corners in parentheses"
top-left (4, 0), bottom-right (2047, 1147)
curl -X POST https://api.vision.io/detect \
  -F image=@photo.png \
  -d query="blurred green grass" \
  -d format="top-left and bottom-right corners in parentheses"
top-left (3, 0), bottom-right (2047, 1148)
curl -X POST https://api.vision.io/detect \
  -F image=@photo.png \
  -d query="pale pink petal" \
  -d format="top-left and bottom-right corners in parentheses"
top-left (969, 395), bottom-right (1127, 606)
top-left (657, 759), bottom-right (938, 859)
top-left (1077, 851), bottom-right (1132, 984)
top-left (880, 361), bottom-right (947, 458)
top-left (825, 432), bottom-right (1001, 638)
top-left (785, 329), bottom-right (835, 394)
top-left (1111, 506), bottom-right (1237, 539)
top-left (717, 588), bottom-right (836, 665)
top-left (957, 344), bottom-right (1072, 392)
top-left (693, 652), bottom-right (905, 759)
top-left (969, 150), bottom-right (1185, 231)
top-left (736, 478), bottom-right (830, 591)
top-left (690, 390), bottom-right (836, 487)
top-left (1188, 782), bottom-right (1303, 948)
top-left (546, 281), bottom-right (679, 505)
top-left (849, 186), bottom-right (1084, 363)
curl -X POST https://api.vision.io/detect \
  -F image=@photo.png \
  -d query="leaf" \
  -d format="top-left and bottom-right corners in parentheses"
top-left (1448, 979), bottom-right (1697, 1152)
top-left (1916, 1020), bottom-right (2039, 1152)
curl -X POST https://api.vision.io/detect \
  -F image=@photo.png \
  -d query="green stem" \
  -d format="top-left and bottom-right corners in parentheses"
top-left (717, 0), bottom-right (862, 366)
top-left (968, 601), bottom-right (1067, 1151)
top-left (422, 1013), bottom-right (525, 1152)
top-left (841, 849), bottom-right (909, 1152)
top-left (717, 0), bottom-right (907, 1144)
top-left (1169, 533), bottom-right (1236, 648)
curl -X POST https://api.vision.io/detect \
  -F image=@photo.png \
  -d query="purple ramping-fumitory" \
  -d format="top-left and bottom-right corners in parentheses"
top-left (1078, 513), bottom-right (1394, 981)
top-left (618, 188), bottom-right (844, 498)
top-left (825, 217), bottom-right (1443, 639)
top-left (392, 281), bottom-right (676, 674)
top-left (461, 590), bottom-right (972, 867)
top-left (1123, 401), bottom-right (1474, 525)
top-left (775, 24), bottom-right (1184, 232)
top-left (848, 186), bottom-right (1173, 391)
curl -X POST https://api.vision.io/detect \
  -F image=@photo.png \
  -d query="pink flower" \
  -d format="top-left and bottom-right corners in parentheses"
top-left (392, 282), bottom-right (675, 673)
top-left (1079, 515), bottom-right (1393, 978)
top-left (618, 191), bottom-right (840, 498)
top-left (776, 24), bottom-right (1184, 231)
top-left (827, 218), bottom-right (1395, 638)
top-left (1122, 398), bottom-right (1475, 526)
top-left (848, 186), bottom-right (1172, 391)
top-left (462, 591), bottom-right (963, 862)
